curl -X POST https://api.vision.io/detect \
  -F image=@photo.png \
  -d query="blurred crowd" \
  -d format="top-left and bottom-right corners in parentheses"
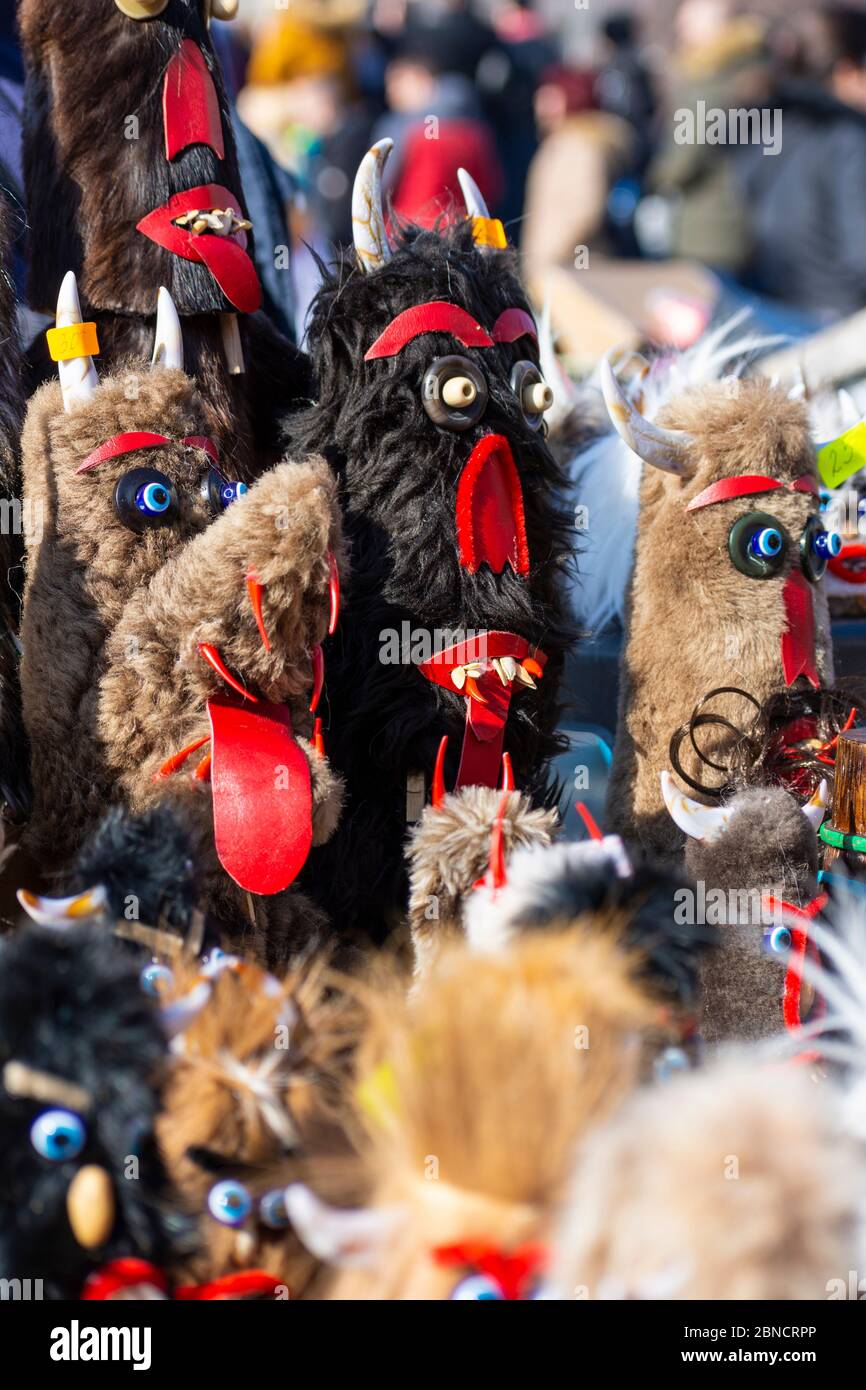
top-left (3, 0), bottom-right (866, 342)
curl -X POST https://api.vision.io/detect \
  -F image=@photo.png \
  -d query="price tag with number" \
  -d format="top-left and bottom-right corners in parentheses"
top-left (817, 421), bottom-right (866, 488)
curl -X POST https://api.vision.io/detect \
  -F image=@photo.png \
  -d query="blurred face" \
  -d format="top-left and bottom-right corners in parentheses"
top-left (534, 82), bottom-right (568, 135)
top-left (675, 0), bottom-right (731, 50)
top-left (832, 58), bottom-right (866, 115)
top-left (385, 58), bottom-right (437, 113)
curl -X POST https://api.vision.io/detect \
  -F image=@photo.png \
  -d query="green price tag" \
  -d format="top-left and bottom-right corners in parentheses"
top-left (817, 420), bottom-right (866, 488)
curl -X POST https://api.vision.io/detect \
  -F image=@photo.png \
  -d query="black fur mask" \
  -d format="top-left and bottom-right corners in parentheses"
top-left (289, 222), bottom-right (574, 932)
top-left (0, 925), bottom-right (189, 1298)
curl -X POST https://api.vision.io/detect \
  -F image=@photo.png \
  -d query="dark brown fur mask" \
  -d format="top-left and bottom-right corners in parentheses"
top-left (19, 0), bottom-right (310, 476)
top-left (601, 366), bottom-right (833, 858)
top-left (288, 148), bottom-right (573, 935)
top-left (0, 188), bottom-right (28, 817)
top-left (18, 281), bottom-right (343, 953)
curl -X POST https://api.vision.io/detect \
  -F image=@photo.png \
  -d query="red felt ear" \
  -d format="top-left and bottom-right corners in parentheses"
top-left (163, 40), bottom-right (225, 162)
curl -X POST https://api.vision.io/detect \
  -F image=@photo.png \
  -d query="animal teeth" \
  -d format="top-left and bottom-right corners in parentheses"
top-left (514, 664), bottom-right (536, 689)
top-left (451, 667), bottom-right (467, 690)
top-left (492, 658), bottom-right (509, 686)
top-left (464, 663), bottom-right (484, 678)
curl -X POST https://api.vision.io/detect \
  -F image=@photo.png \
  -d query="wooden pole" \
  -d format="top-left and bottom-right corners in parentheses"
top-left (824, 728), bottom-right (866, 867)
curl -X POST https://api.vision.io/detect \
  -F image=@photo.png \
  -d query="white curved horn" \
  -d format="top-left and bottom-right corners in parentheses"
top-left (159, 980), bottom-right (212, 1039)
top-left (352, 139), bottom-right (394, 274)
top-left (457, 167), bottom-right (490, 221)
top-left (802, 779), bottom-right (829, 831)
top-left (660, 771), bottom-right (731, 842)
top-left (55, 272), bottom-right (99, 412)
top-left (151, 287), bottom-right (184, 372)
top-left (601, 354), bottom-right (693, 475)
top-left (17, 884), bottom-right (110, 928)
top-left (283, 1184), bottom-right (398, 1268)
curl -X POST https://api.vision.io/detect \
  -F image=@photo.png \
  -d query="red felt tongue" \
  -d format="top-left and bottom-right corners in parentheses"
top-left (456, 674), bottom-right (513, 788)
top-left (190, 233), bottom-right (262, 314)
top-left (207, 694), bottom-right (312, 895)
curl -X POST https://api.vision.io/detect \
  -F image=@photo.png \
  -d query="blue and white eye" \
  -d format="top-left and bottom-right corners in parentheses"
top-left (450, 1274), bottom-right (505, 1301)
top-left (202, 468), bottom-right (247, 513)
top-left (140, 961), bottom-right (174, 997)
top-left (729, 512), bottom-right (787, 579)
top-left (764, 924), bottom-right (792, 953)
top-left (801, 515), bottom-right (841, 582)
top-left (30, 1108), bottom-right (86, 1162)
top-left (748, 526), bottom-right (783, 560)
top-left (115, 468), bottom-right (178, 533)
top-left (259, 1188), bottom-right (291, 1230)
top-left (653, 1046), bottom-right (690, 1082)
top-left (220, 481), bottom-right (248, 508)
top-left (207, 1179), bottom-right (253, 1227)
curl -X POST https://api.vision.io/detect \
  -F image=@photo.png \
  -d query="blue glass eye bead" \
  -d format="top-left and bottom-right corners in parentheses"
top-left (207, 1179), bottom-right (253, 1227)
top-left (30, 1109), bottom-right (86, 1162)
top-left (748, 526), bottom-right (783, 559)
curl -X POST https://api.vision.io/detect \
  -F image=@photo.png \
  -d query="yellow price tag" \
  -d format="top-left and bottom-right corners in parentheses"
top-left (472, 217), bottom-right (507, 250)
top-left (817, 420), bottom-right (866, 489)
top-left (46, 321), bottom-right (100, 363)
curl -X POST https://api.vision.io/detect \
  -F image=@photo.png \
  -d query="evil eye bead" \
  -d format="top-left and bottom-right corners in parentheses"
top-left (207, 1179), bottom-right (253, 1227)
top-left (202, 467), bottom-right (248, 512)
top-left (511, 360), bottom-right (553, 430)
top-left (421, 355), bottom-right (488, 432)
top-left (30, 1108), bottom-right (86, 1162)
top-left (140, 961), bottom-right (174, 998)
top-left (728, 511), bottom-right (788, 580)
top-left (653, 1045), bottom-right (690, 1082)
top-left (801, 514), bottom-right (840, 582)
top-left (114, 468), bottom-right (178, 533)
top-left (259, 1188), bottom-right (291, 1230)
top-left (450, 1273), bottom-right (505, 1300)
top-left (764, 924), bottom-right (792, 954)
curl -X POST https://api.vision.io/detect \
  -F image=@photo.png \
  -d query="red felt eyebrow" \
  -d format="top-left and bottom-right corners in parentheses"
top-left (491, 308), bottom-right (537, 344)
top-left (364, 302), bottom-right (494, 360)
top-left (686, 473), bottom-right (818, 513)
top-left (77, 432), bottom-right (219, 475)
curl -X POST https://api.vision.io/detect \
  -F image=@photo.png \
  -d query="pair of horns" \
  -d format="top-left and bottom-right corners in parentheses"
top-left (351, 139), bottom-right (497, 274)
top-left (660, 770), bottom-right (828, 842)
top-left (56, 272), bottom-right (183, 413)
top-left (600, 353), bottom-right (694, 475)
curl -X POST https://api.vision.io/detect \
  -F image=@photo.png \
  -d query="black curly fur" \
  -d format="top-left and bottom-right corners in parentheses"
top-left (0, 925), bottom-right (192, 1298)
top-left (69, 805), bottom-right (199, 932)
top-left (287, 222), bottom-right (575, 934)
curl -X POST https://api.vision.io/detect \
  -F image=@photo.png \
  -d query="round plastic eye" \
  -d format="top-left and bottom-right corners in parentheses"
top-left (114, 468), bottom-right (178, 533)
top-left (728, 511), bottom-right (788, 579)
top-left (421, 356), bottom-right (488, 431)
top-left (30, 1108), bottom-right (86, 1162)
top-left (801, 514), bottom-right (841, 582)
top-left (451, 1273), bottom-right (506, 1301)
top-left (140, 961), bottom-right (174, 998)
top-left (207, 1179), bottom-right (253, 1227)
top-left (764, 924), bottom-right (792, 954)
top-left (510, 360), bottom-right (553, 430)
top-left (259, 1188), bottom-right (291, 1230)
top-left (201, 468), bottom-right (248, 513)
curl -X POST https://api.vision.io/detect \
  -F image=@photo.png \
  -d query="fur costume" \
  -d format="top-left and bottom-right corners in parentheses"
top-left (0, 190), bottom-right (28, 819)
top-left (0, 923), bottom-right (186, 1300)
top-left (287, 146), bottom-right (573, 935)
top-left (156, 951), bottom-right (357, 1298)
top-left (599, 362), bottom-right (835, 859)
top-left (19, 0), bottom-right (309, 480)
top-left (406, 784), bottom-right (558, 980)
top-left (285, 927), bottom-right (664, 1299)
top-left (18, 282), bottom-right (344, 959)
top-left (549, 1057), bottom-right (860, 1300)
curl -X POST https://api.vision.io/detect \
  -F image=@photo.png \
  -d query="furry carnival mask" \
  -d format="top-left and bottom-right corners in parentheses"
top-left (290, 143), bottom-right (573, 932)
top-left (19, 276), bottom-right (343, 960)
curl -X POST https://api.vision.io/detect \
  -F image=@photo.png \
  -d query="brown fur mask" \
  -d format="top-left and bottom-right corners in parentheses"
top-left (19, 321), bottom-right (344, 956)
top-left (296, 928), bottom-right (662, 1299)
top-left (158, 952), bottom-right (357, 1297)
top-left (550, 1057), bottom-right (860, 1300)
top-left (602, 373), bottom-right (832, 858)
top-left (406, 786), bottom-right (558, 981)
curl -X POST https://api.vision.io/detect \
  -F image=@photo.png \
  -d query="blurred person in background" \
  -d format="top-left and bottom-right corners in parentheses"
top-left (738, 6), bottom-right (866, 322)
top-left (372, 42), bottom-right (503, 227)
top-left (521, 65), bottom-right (636, 278)
top-left (595, 11), bottom-right (656, 175)
top-left (402, 0), bottom-right (498, 82)
top-left (645, 0), bottom-right (768, 276)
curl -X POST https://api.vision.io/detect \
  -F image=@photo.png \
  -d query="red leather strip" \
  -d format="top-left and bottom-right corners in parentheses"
top-left (417, 631), bottom-right (537, 686)
top-left (686, 474), bottom-right (783, 512)
top-left (781, 569), bottom-right (819, 688)
top-left (364, 302), bottom-right (494, 360)
top-left (190, 231), bottom-right (262, 314)
top-left (82, 1258), bottom-right (168, 1300)
top-left (183, 435), bottom-right (219, 461)
top-left (137, 185), bottom-right (262, 314)
top-left (77, 431), bottom-right (170, 474)
top-left (455, 434), bottom-right (530, 575)
top-left (163, 39), bottom-right (225, 162)
top-left (175, 1270), bottom-right (285, 1300)
top-left (791, 473), bottom-right (820, 496)
top-left (829, 544), bottom-right (866, 584)
top-left (490, 307), bottom-right (538, 344)
top-left (207, 694), bottom-right (313, 894)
